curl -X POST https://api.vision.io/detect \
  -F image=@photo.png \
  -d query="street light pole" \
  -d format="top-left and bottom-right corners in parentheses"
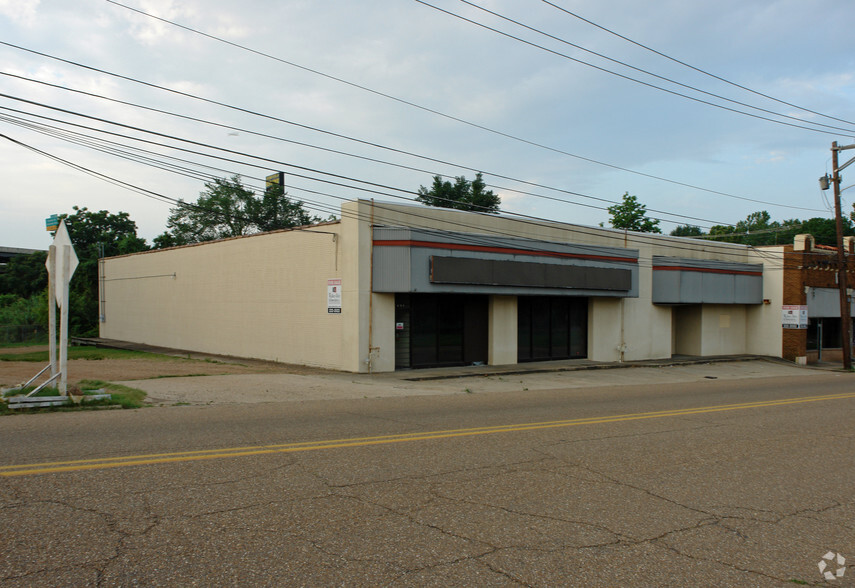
top-left (830, 141), bottom-right (853, 370)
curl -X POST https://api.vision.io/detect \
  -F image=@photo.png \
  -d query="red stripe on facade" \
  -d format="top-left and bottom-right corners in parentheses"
top-left (652, 265), bottom-right (762, 276)
top-left (373, 239), bottom-right (638, 264)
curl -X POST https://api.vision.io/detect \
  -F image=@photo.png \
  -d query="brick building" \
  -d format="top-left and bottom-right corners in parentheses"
top-left (777, 234), bottom-right (855, 364)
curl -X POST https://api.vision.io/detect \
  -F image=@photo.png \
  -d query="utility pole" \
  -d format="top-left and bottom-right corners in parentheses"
top-left (826, 142), bottom-right (854, 370)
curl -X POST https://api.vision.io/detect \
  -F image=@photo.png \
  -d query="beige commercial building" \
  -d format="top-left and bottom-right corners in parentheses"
top-left (100, 200), bottom-right (784, 372)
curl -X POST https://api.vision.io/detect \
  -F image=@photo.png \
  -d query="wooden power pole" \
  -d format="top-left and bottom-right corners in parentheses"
top-left (830, 141), bottom-right (854, 370)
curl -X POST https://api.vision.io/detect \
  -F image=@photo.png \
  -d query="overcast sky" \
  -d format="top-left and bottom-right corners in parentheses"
top-left (2, 0), bottom-right (854, 250)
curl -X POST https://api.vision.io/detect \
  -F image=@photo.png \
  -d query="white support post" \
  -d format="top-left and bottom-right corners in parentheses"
top-left (59, 245), bottom-right (70, 397)
top-left (48, 245), bottom-right (57, 378)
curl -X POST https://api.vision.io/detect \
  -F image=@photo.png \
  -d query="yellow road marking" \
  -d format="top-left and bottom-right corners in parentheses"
top-left (2, 391), bottom-right (854, 477)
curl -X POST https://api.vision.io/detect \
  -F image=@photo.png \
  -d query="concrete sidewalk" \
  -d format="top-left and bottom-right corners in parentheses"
top-left (119, 358), bottom-right (847, 407)
top-left (79, 336), bottom-right (842, 381)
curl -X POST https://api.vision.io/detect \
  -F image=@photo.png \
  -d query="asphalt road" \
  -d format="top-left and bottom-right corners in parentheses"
top-left (1, 370), bottom-right (854, 586)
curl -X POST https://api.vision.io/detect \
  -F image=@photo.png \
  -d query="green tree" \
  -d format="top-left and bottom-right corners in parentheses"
top-left (416, 173), bottom-right (501, 213)
top-left (670, 224), bottom-right (703, 237)
top-left (155, 176), bottom-right (318, 246)
top-left (250, 183), bottom-right (318, 233)
top-left (607, 193), bottom-right (661, 233)
top-left (60, 206), bottom-right (149, 336)
top-left (782, 217), bottom-right (853, 246)
top-left (0, 250), bottom-right (48, 298)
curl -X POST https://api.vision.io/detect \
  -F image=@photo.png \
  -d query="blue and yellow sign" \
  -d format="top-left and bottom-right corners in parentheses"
top-left (45, 214), bottom-right (59, 232)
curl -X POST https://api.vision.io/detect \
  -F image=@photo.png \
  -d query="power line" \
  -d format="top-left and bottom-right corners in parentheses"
top-left (0, 71), bottom-right (768, 224)
top-left (2, 95), bottom-right (833, 264)
top-left (457, 0), bottom-right (855, 135)
top-left (540, 0), bottom-right (855, 129)
top-left (0, 64), bottom-right (825, 217)
top-left (0, 97), bottom-right (744, 228)
top-left (20, 5), bottom-right (810, 209)
top-left (2, 95), bottom-right (835, 258)
top-left (415, 0), bottom-right (852, 137)
top-left (0, 72), bottom-right (818, 232)
top-left (2, 131), bottom-right (790, 268)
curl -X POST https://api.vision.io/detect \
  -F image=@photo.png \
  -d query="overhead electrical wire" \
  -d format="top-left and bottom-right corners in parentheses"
top-left (0, 100), bottom-right (818, 263)
top-left (1, 71), bottom-right (827, 217)
top-left (540, 0), bottom-right (855, 129)
top-left (0, 95), bottom-right (745, 228)
top-left (1, 129), bottom-right (796, 269)
top-left (29, 4), bottom-right (812, 208)
top-left (414, 0), bottom-right (852, 137)
top-left (9, 118), bottom-right (821, 274)
top-left (3, 105), bottom-right (730, 241)
top-left (454, 0), bottom-right (855, 135)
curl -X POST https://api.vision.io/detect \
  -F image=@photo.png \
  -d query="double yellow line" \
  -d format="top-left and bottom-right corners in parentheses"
top-left (3, 391), bottom-right (854, 478)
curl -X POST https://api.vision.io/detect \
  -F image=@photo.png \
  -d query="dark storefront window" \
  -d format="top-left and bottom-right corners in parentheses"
top-left (518, 296), bottom-right (587, 362)
top-left (807, 318), bottom-right (844, 350)
top-left (397, 294), bottom-right (487, 369)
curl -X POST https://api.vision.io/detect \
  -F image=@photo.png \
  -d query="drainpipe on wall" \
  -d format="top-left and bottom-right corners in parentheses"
top-left (366, 199), bottom-right (377, 373)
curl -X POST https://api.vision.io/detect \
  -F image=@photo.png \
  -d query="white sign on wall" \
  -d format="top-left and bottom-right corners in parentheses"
top-left (782, 305), bottom-right (808, 329)
top-left (327, 279), bottom-right (342, 314)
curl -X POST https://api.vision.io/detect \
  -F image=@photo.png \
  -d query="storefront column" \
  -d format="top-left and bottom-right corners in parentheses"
top-left (488, 295), bottom-right (517, 365)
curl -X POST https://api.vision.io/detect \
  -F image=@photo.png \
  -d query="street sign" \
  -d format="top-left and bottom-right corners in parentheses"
top-left (46, 221), bottom-right (78, 307)
top-left (45, 214), bottom-right (59, 232)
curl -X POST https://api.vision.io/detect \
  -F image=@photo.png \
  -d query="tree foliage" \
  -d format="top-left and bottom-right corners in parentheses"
top-left (416, 173), bottom-right (501, 213)
top-left (0, 250), bottom-right (48, 298)
top-left (683, 211), bottom-right (852, 246)
top-left (670, 224), bottom-right (703, 237)
top-left (155, 176), bottom-right (318, 246)
top-left (1, 207), bottom-right (147, 337)
top-left (61, 206), bottom-right (149, 336)
top-left (607, 193), bottom-right (661, 233)
top-left (0, 293), bottom-right (46, 327)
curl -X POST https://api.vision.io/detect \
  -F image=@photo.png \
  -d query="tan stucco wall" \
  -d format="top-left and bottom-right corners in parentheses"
top-left (101, 226), bottom-right (346, 369)
top-left (700, 305), bottom-right (747, 355)
top-left (488, 295), bottom-right (517, 365)
top-left (672, 305), bottom-right (750, 356)
top-left (745, 247), bottom-right (785, 357)
top-left (673, 306), bottom-right (703, 356)
top-left (588, 298), bottom-right (622, 361)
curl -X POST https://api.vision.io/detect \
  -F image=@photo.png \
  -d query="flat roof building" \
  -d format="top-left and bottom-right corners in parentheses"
top-left (100, 200), bottom-right (791, 372)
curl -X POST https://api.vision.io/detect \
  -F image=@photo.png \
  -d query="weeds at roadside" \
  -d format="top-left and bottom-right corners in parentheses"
top-left (0, 379), bottom-right (147, 414)
top-left (0, 346), bottom-right (177, 363)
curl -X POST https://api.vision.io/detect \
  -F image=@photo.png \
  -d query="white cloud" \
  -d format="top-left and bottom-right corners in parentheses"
top-left (0, 0), bottom-right (40, 27)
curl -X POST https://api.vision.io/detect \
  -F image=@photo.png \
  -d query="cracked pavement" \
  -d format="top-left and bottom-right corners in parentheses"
top-left (1, 368), bottom-right (853, 586)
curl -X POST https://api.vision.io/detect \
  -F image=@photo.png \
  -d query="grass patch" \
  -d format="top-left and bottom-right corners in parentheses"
top-left (1, 379), bottom-right (147, 413)
top-left (0, 338), bottom-right (49, 349)
top-left (77, 380), bottom-right (147, 409)
top-left (0, 346), bottom-right (178, 362)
